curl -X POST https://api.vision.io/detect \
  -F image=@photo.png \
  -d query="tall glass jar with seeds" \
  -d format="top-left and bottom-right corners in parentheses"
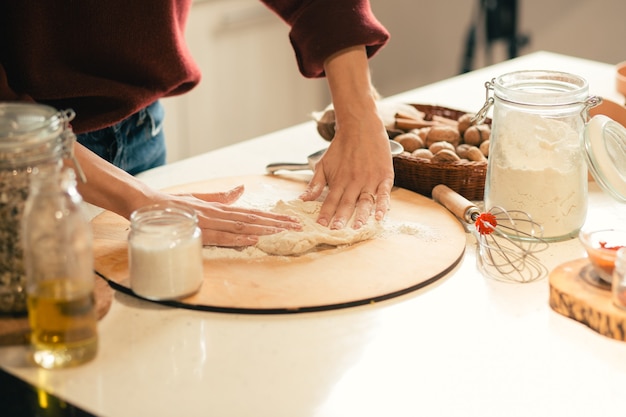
top-left (0, 103), bottom-right (80, 314)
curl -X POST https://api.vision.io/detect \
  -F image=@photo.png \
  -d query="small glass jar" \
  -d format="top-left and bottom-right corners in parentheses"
top-left (0, 103), bottom-right (80, 314)
top-left (481, 70), bottom-right (597, 242)
top-left (128, 202), bottom-right (203, 300)
top-left (612, 247), bottom-right (626, 311)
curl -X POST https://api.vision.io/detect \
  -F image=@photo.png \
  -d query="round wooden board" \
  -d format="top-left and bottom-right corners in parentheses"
top-left (92, 175), bottom-right (467, 314)
top-left (549, 258), bottom-right (626, 341)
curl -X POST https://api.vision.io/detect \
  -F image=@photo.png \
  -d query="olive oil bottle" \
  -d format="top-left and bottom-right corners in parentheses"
top-left (22, 166), bottom-right (97, 369)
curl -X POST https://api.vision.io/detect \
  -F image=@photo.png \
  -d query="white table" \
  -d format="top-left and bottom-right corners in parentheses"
top-left (2, 51), bottom-right (626, 417)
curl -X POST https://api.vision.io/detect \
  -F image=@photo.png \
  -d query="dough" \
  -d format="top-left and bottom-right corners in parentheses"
top-left (255, 200), bottom-right (383, 256)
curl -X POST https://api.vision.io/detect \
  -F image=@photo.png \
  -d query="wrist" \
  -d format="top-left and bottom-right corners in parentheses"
top-left (324, 45), bottom-right (381, 124)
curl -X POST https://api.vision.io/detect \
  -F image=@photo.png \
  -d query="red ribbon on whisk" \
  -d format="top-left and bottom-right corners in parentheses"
top-left (475, 212), bottom-right (497, 236)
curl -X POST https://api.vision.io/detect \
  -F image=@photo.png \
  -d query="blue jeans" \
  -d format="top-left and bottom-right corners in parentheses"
top-left (77, 101), bottom-right (167, 175)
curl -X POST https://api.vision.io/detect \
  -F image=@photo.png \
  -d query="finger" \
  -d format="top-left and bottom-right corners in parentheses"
top-left (324, 188), bottom-right (362, 230)
top-left (200, 221), bottom-right (286, 246)
top-left (374, 179), bottom-right (394, 221)
top-left (200, 210), bottom-right (300, 233)
top-left (196, 207), bottom-right (303, 246)
top-left (300, 169), bottom-right (326, 202)
top-left (201, 229), bottom-right (259, 247)
top-left (315, 184), bottom-right (347, 228)
top-left (352, 191), bottom-right (377, 229)
top-left (190, 185), bottom-right (244, 204)
top-left (200, 212), bottom-right (302, 246)
top-left (188, 197), bottom-right (302, 227)
top-left (301, 169), bottom-right (334, 226)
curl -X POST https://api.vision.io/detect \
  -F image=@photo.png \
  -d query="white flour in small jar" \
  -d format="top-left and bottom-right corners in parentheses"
top-left (130, 234), bottom-right (204, 299)
top-left (485, 112), bottom-right (587, 239)
top-left (128, 204), bottom-right (204, 300)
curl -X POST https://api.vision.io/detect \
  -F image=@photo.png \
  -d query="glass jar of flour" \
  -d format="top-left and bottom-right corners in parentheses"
top-left (480, 70), bottom-right (599, 242)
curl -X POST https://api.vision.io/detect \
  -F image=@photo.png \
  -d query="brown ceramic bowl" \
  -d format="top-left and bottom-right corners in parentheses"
top-left (589, 97), bottom-right (626, 128)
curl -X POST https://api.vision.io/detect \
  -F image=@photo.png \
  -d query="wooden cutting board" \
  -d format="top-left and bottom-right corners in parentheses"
top-left (92, 175), bottom-right (467, 313)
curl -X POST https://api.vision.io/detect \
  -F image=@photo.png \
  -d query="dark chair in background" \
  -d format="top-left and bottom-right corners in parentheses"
top-left (460, 0), bottom-right (530, 73)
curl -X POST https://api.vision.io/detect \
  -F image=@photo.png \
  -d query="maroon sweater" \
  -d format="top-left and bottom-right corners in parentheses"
top-left (0, 1), bottom-right (389, 133)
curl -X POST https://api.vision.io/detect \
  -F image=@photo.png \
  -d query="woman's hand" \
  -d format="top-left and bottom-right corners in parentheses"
top-left (300, 115), bottom-right (393, 230)
top-left (73, 143), bottom-right (300, 247)
top-left (166, 185), bottom-right (302, 247)
top-left (300, 45), bottom-right (394, 230)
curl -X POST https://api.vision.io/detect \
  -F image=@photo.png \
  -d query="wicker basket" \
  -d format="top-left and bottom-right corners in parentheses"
top-left (392, 104), bottom-right (489, 201)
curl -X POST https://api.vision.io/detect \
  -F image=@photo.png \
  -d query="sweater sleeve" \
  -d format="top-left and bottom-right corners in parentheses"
top-left (260, 0), bottom-right (390, 78)
top-left (0, 64), bottom-right (31, 101)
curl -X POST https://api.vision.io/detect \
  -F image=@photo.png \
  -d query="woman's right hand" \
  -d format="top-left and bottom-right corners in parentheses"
top-left (73, 143), bottom-right (300, 247)
top-left (164, 185), bottom-right (302, 247)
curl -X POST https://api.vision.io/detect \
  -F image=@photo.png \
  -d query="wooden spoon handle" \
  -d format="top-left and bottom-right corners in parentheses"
top-left (432, 184), bottom-right (480, 224)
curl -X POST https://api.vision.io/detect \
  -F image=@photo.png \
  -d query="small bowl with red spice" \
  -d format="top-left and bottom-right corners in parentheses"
top-left (579, 229), bottom-right (626, 284)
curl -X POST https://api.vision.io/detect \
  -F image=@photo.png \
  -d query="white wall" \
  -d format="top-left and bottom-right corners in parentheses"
top-left (165, 0), bottom-right (626, 161)
top-left (368, 0), bottom-right (626, 98)
top-left (520, 0), bottom-right (625, 64)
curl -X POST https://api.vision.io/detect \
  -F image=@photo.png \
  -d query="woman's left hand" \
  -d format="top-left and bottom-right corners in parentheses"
top-left (299, 111), bottom-right (394, 230)
top-left (299, 45), bottom-right (394, 230)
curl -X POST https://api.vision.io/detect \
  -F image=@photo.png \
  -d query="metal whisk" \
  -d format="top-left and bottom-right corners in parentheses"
top-left (432, 184), bottom-right (549, 283)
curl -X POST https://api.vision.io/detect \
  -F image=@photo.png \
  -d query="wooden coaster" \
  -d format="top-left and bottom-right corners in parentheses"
top-left (549, 258), bottom-right (626, 341)
top-left (0, 275), bottom-right (114, 346)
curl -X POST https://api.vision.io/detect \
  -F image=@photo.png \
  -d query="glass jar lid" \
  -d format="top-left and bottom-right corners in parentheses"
top-left (0, 102), bottom-right (74, 168)
top-left (583, 114), bottom-right (626, 202)
top-left (130, 202), bottom-right (199, 238)
top-left (493, 70), bottom-right (589, 107)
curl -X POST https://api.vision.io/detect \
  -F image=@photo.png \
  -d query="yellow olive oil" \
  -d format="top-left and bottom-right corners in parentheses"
top-left (27, 279), bottom-right (98, 369)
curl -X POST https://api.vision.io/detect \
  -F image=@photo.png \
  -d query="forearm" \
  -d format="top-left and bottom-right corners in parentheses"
top-left (304, 45), bottom-right (393, 228)
top-left (70, 143), bottom-right (157, 219)
top-left (323, 45), bottom-right (385, 138)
